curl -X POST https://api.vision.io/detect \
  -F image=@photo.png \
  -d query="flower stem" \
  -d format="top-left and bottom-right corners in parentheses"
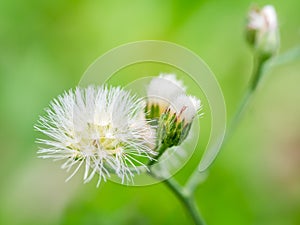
top-left (151, 54), bottom-right (268, 225)
top-left (150, 171), bottom-right (206, 225)
top-left (227, 54), bottom-right (266, 139)
top-left (163, 178), bottom-right (206, 225)
top-left (186, 171), bottom-right (208, 194)
top-left (148, 144), bottom-right (168, 166)
top-left (185, 54), bottom-right (268, 195)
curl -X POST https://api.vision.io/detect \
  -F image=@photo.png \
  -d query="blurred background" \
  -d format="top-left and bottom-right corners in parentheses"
top-left (0, 0), bottom-right (300, 224)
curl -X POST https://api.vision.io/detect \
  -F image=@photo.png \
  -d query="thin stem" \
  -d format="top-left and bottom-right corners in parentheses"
top-left (183, 197), bottom-right (206, 225)
top-left (225, 88), bottom-right (252, 141)
top-left (251, 54), bottom-right (266, 91)
top-left (226, 54), bottom-right (265, 137)
top-left (148, 144), bottom-right (168, 166)
top-left (150, 171), bottom-right (206, 225)
top-left (186, 171), bottom-right (208, 194)
top-left (221, 55), bottom-right (265, 145)
top-left (186, 55), bottom-right (267, 194)
top-left (165, 180), bottom-right (206, 225)
top-left (150, 55), bottom-right (267, 225)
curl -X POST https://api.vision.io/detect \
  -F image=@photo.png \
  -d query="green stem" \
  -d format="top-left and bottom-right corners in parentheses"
top-left (164, 179), bottom-right (206, 225)
top-left (150, 171), bottom-right (206, 225)
top-left (251, 54), bottom-right (266, 91)
top-left (226, 54), bottom-right (265, 139)
top-left (148, 144), bottom-right (168, 166)
top-left (186, 54), bottom-right (267, 194)
top-left (186, 171), bottom-right (208, 194)
top-left (150, 55), bottom-right (267, 225)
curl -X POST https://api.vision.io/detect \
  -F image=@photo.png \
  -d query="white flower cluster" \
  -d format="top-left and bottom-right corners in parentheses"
top-left (35, 86), bottom-right (156, 186)
top-left (36, 74), bottom-right (201, 186)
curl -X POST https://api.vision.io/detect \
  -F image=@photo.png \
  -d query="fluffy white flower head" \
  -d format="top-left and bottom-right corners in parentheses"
top-left (35, 85), bottom-right (156, 186)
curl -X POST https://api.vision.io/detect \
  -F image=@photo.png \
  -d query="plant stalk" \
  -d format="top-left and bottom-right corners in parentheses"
top-left (185, 54), bottom-right (267, 196)
top-left (163, 178), bottom-right (206, 225)
top-left (151, 54), bottom-right (268, 225)
top-left (150, 171), bottom-right (206, 225)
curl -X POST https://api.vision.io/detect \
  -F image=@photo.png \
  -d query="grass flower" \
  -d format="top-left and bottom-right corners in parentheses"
top-left (35, 85), bottom-right (156, 186)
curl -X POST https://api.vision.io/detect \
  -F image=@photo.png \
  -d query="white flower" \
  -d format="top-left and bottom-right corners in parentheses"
top-left (247, 5), bottom-right (279, 56)
top-left (248, 5), bottom-right (277, 33)
top-left (168, 94), bottom-right (202, 124)
top-left (147, 73), bottom-right (186, 114)
top-left (35, 85), bottom-right (156, 186)
top-left (146, 74), bottom-right (201, 149)
top-left (147, 73), bottom-right (201, 123)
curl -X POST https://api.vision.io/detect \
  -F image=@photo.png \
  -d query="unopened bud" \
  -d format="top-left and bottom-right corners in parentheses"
top-left (246, 5), bottom-right (280, 59)
top-left (157, 95), bottom-right (201, 149)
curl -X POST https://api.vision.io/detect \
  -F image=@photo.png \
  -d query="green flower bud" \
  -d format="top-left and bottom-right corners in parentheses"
top-left (145, 74), bottom-right (202, 163)
top-left (157, 109), bottom-right (191, 149)
top-left (156, 94), bottom-right (201, 149)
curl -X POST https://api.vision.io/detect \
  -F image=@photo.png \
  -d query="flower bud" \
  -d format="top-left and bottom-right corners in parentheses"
top-left (146, 74), bottom-right (186, 121)
top-left (145, 74), bottom-right (202, 161)
top-left (246, 5), bottom-right (280, 58)
top-left (157, 94), bottom-right (201, 149)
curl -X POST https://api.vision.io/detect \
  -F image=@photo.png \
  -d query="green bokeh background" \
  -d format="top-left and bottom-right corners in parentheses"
top-left (0, 0), bottom-right (299, 224)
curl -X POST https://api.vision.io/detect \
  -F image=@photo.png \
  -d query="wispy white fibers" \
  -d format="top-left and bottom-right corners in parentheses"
top-left (35, 85), bottom-right (156, 186)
